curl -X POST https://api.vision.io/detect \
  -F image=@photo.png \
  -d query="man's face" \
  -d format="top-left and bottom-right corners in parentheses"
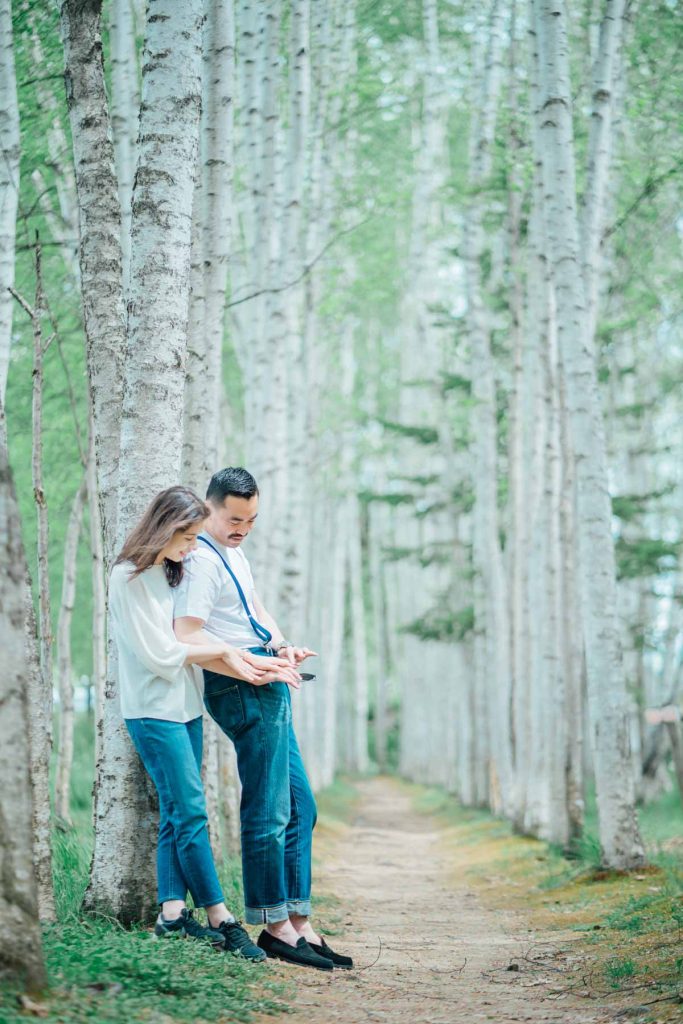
top-left (207, 494), bottom-right (259, 547)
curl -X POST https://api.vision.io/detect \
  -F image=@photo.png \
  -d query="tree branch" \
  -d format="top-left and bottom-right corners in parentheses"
top-left (225, 213), bottom-right (375, 310)
top-left (602, 158), bottom-right (683, 241)
top-left (8, 286), bottom-right (36, 320)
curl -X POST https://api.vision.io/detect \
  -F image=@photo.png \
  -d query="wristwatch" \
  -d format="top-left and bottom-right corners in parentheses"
top-left (273, 639), bottom-right (294, 652)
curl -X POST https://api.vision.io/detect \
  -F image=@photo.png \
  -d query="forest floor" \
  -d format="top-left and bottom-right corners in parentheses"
top-left (2, 756), bottom-right (680, 1024)
top-left (253, 776), bottom-right (683, 1024)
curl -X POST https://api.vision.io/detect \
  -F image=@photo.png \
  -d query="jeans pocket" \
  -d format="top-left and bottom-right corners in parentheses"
top-left (204, 682), bottom-right (246, 738)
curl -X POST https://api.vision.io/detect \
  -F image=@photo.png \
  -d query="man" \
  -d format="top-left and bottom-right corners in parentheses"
top-left (174, 467), bottom-right (353, 971)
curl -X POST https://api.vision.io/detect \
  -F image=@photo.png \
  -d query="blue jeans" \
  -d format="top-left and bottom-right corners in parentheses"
top-left (125, 716), bottom-right (224, 909)
top-left (203, 650), bottom-right (317, 925)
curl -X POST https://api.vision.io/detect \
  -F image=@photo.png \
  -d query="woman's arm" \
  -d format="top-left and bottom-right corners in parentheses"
top-left (175, 616), bottom-right (301, 687)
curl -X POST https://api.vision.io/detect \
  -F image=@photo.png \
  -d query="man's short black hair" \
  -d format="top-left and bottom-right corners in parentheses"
top-left (206, 467), bottom-right (259, 504)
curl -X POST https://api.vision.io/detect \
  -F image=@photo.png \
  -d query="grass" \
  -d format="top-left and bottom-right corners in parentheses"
top-left (407, 775), bottom-right (683, 1021)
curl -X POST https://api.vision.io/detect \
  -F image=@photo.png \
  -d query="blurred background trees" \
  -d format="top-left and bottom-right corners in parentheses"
top-left (3, 0), bottom-right (682, 944)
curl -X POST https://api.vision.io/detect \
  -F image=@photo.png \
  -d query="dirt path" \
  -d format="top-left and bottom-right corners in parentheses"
top-left (255, 777), bottom-right (615, 1024)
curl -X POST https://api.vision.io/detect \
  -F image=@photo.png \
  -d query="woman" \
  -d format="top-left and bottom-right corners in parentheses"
top-left (109, 485), bottom-right (299, 958)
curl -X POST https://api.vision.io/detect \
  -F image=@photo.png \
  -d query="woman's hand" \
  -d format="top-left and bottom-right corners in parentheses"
top-left (220, 647), bottom-right (265, 683)
top-left (242, 651), bottom-right (302, 689)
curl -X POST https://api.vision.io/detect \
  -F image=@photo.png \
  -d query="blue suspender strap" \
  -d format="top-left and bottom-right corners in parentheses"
top-left (197, 535), bottom-right (272, 645)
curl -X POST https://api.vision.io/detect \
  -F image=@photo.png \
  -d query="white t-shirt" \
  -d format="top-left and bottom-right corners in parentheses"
top-left (109, 561), bottom-right (204, 722)
top-left (173, 535), bottom-right (263, 649)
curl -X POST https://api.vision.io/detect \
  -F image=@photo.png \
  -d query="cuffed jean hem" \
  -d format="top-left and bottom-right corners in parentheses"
top-left (287, 900), bottom-right (312, 916)
top-left (245, 903), bottom-right (290, 925)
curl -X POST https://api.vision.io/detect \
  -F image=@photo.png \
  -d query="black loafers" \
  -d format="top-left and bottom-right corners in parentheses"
top-left (309, 937), bottom-right (354, 969)
top-left (257, 931), bottom-right (333, 970)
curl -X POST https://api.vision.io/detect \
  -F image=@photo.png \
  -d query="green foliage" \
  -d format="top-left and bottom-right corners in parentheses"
top-left (611, 485), bottom-right (676, 522)
top-left (377, 419), bottom-right (439, 445)
top-left (440, 372), bottom-right (471, 395)
top-left (360, 490), bottom-right (414, 506)
top-left (604, 957), bottom-right (637, 988)
top-left (401, 603), bottom-right (474, 643)
top-left (615, 537), bottom-right (681, 579)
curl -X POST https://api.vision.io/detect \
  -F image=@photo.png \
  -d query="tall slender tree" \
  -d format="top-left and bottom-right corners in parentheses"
top-left (0, 406), bottom-right (47, 992)
top-left (85, 0), bottom-right (205, 923)
top-left (531, 0), bottom-right (644, 868)
top-left (0, 0), bottom-right (20, 403)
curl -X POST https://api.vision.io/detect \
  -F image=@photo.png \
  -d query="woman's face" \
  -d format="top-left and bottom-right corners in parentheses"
top-left (159, 521), bottom-right (206, 563)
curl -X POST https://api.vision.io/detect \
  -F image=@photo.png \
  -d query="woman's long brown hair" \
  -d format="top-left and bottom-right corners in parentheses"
top-left (115, 486), bottom-right (209, 587)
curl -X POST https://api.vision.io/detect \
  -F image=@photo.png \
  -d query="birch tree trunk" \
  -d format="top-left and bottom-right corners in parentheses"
top-left (0, 0), bottom-right (19, 403)
top-left (29, 16), bottom-right (80, 282)
top-left (242, 1), bottom-right (288, 599)
top-left (180, 0), bottom-right (236, 859)
top-left (582, 0), bottom-right (626, 345)
top-left (463, 0), bottom-right (514, 814)
top-left (85, 0), bottom-right (205, 923)
top-left (109, 0), bottom-right (140, 294)
top-left (183, 0), bottom-right (235, 490)
top-left (532, 0), bottom-right (644, 869)
top-left (10, 254), bottom-right (56, 922)
top-left (22, 581), bottom-right (55, 923)
top-left (87, 421), bottom-right (107, 759)
top-left (278, 0), bottom-right (311, 638)
top-left (0, 406), bottom-right (47, 991)
top-left (55, 475), bottom-right (87, 824)
top-left (61, 0), bottom-right (127, 560)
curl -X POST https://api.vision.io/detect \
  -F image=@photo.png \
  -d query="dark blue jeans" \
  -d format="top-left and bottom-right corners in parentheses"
top-left (125, 716), bottom-right (224, 909)
top-left (203, 650), bottom-right (317, 924)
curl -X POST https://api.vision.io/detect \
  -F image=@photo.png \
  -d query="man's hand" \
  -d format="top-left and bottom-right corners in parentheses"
top-left (278, 645), bottom-right (318, 667)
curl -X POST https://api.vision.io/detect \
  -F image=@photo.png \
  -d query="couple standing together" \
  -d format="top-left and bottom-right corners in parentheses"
top-left (109, 466), bottom-right (352, 971)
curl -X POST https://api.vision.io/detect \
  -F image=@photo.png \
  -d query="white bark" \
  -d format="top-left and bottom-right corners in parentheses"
top-left (109, 0), bottom-right (140, 294)
top-left (347, 499), bottom-right (369, 773)
top-left (278, 0), bottom-right (312, 640)
top-left (0, 0), bottom-right (19, 403)
top-left (218, 735), bottom-right (241, 856)
top-left (243, 1), bottom-right (288, 598)
top-left (10, 255), bottom-right (56, 922)
top-left (61, 0), bottom-right (127, 562)
top-left (582, 0), bottom-right (626, 345)
top-left (183, 0), bottom-right (235, 491)
top-left (0, 405), bottom-right (47, 990)
top-left (532, 0), bottom-right (644, 868)
top-left (23, 580), bottom-right (54, 923)
top-left (55, 476), bottom-right (87, 824)
top-left (85, 0), bottom-right (205, 923)
top-left (463, 0), bottom-right (513, 814)
top-left (87, 421), bottom-right (107, 759)
top-left (29, 17), bottom-right (80, 282)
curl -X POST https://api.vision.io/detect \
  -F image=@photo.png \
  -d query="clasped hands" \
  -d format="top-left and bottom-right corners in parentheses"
top-left (220, 645), bottom-right (317, 690)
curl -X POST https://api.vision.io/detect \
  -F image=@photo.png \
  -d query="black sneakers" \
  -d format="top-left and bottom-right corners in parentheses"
top-left (309, 937), bottom-right (354, 969)
top-left (257, 930), bottom-right (333, 970)
top-left (154, 909), bottom-right (266, 962)
top-left (153, 908), bottom-right (224, 947)
top-left (217, 920), bottom-right (267, 962)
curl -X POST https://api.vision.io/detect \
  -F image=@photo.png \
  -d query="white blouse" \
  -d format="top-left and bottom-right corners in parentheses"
top-left (109, 561), bottom-right (204, 722)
